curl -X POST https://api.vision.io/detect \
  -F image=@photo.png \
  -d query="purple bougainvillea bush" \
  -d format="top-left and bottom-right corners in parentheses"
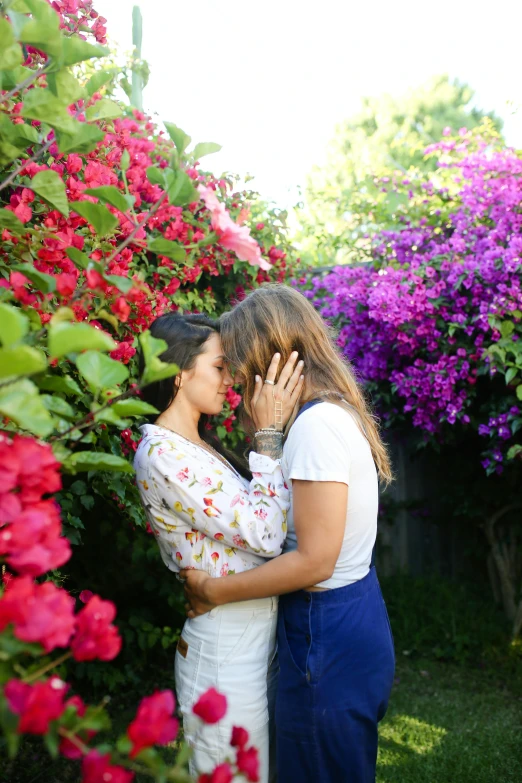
top-left (302, 126), bottom-right (522, 475)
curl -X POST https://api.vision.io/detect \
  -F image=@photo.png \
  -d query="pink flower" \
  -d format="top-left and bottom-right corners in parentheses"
top-left (230, 725), bottom-right (249, 748)
top-left (225, 388), bottom-right (242, 410)
top-left (0, 576), bottom-right (75, 652)
top-left (5, 676), bottom-right (68, 734)
top-left (111, 296), bottom-right (131, 323)
top-left (192, 687), bottom-right (227, 724)
top-left (82, 750), bottom-right (134, 783)
top-left (176, 467), bottom-right (190, 482)
top-left (236, 746), bottom-right (260, 782)
top-left (0, 435), bottom-right (62, 503)
top-left (198, 763), bottom-right (234, 783)
top-left (198, 186), bottom-right (270, 271)
top-left (71, 595), bottom-right (122, 661)
top-left (79, 590), bottom-right (94, 604)
top-left (0, 501), bottom-right (71, 576)
top-left (110, 341), bottom-right (136, 364)
top-left (66, 154), bottom-right (83, 174)
top-left (127, 690), bottom-right (179, 758)
top-left (56, 273), bottom-right (77, 297)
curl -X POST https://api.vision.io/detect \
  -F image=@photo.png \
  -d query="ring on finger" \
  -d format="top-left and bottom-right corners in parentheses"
top-left (264, 379), bottom-right (275, 385)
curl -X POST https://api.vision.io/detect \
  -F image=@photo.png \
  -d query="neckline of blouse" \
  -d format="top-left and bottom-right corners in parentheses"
top-left (143, 423), bottom-right (245, 483)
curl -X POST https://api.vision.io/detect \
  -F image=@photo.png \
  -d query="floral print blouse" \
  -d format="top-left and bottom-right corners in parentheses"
top-left (134, 424), bottom-right (290, 578)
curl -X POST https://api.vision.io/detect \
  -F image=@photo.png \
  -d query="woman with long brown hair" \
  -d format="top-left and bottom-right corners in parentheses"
top-left (183, 285), bottom-right (395, 783)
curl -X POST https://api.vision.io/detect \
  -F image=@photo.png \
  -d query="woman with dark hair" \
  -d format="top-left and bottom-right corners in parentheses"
top-left (133, 312), bottom-right (304, 782)
top-left (183, 285), bottom-right (395, 783)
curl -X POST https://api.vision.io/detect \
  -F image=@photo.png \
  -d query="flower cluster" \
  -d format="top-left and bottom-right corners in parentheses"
top-left (302, 128), bottom-right (522, 470)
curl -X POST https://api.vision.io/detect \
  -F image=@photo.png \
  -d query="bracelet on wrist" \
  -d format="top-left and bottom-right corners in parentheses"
top-left (254, 428), bottom-right (283, 437)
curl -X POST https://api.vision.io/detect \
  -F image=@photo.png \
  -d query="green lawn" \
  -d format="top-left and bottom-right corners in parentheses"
top-left (378, 660), bottom-right (522, 783)
top-left (4, 659), bottom-right (521, 782)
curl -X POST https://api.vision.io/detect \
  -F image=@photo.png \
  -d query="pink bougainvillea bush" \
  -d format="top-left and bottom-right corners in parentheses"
top-left (303, 125), bottom-right (522, 475)
top-left (0, 0), bottom-right (296, 773)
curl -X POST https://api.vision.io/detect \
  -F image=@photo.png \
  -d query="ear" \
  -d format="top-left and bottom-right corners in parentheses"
top-left (175, 372), bottom-right (183, 390)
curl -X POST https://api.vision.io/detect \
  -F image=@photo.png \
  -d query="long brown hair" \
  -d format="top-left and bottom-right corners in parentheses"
top-left (220, 284), bottom-right (392, 484)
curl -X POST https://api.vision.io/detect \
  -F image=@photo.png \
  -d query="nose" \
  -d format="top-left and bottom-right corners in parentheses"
top-left (223, 367), bottom-right (234, 386)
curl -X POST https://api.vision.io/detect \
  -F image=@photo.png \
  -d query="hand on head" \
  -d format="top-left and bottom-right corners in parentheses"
top-left (251, 352), bottom-right (304, 431)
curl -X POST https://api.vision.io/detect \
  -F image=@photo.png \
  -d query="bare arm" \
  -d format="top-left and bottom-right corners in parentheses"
top-left (182, 480), bottom-right (347, 613)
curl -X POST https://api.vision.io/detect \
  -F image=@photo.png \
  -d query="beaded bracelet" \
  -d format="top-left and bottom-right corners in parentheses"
top-left (254, 428), bottom-right (283, 437)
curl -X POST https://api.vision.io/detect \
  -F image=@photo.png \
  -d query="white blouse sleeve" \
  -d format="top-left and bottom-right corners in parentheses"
top-left (146, 445), bottom-right (290, 561)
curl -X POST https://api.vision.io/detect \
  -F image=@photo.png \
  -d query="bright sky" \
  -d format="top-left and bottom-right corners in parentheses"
top-left (96, 0), bottom-right (522, 208)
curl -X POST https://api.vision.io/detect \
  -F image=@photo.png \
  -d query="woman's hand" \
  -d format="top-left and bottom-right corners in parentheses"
top-left (252, 351), bottom-right (304, 431)
top-left (181, 569), bottom-right (216, 618)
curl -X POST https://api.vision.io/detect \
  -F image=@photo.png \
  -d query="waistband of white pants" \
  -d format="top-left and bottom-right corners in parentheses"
top-left (207, 596), bottom-right (278, 615)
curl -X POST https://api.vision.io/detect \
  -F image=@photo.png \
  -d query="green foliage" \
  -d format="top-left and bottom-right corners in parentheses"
top-left (381, 574), bottom-right (514, 666)
top-left (297, 75), bottom-right (503, 265)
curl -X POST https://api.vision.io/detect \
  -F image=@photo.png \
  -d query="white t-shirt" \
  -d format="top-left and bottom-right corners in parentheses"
top-left (281, 401), bottom-right (378, 588)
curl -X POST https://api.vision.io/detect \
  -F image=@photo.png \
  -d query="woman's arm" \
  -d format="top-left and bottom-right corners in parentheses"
top-left (147, 447), bottom-right (290, 559)
top-left (182, 479), bottom-right (347, 614)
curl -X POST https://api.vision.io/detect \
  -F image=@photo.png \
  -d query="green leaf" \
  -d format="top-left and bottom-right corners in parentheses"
top-left (505, 366), bottom-right (519, 385)
top-left (4, 120), bottom-right (39, 146)
top-left (63, 450), bottom-right (134, 474)
top-left (192, 142), bottom-right (222, 159)
top-left (517, 384), bottom-right (522, 402)
top-left (12, 263), bottom-right (56, 293)
top-left (69, 201), bottom-right (118, 236)
top-left (147, 237), bottom-right (186, 261)
top-left (0, 18), bottom-right (22, 70)
top-left (0, 209), bottom-right (25, 233)
top-left (56, 123), bottom-right (105, 155)
top-left (111, 399), bottom-right (159, 417)
top-left (116, 735), bottom-right (133, 754)
top-left (47, 69), bottom-right (84, 104)
top-left (76, 350), bottom-right (129, 392)
top-left (500, 320), bottom-right (515, 339)
top-left (19, 15), bottom-right (61, 59)
top-left (507, 444), bottom-right (522, 460)
top-left (65, 246), bottom-right (90, 270)
top-left (60, 36), bottom-right (108, 66)
top-left (43, 724), bottom-right (60, 759)
top-left (146, 166), bottom-right (166, 187)
top-left (21, 88), bottom-right (78, 134)
top-left (0, 345), bottom-right (47, 380)
top-left (31, 169), bottom-right (69, 217)
top-left (0, 303), bottom-right (29, 347)
top-left (121, 148), bottom-right (130, 172)
top-left (164, 122), bottom-right (191, 154)
top-left (104, 274), bottom-right (134, 294)
top-left (0, 379), bottom-right (54, 436)
top-left (85, 69), bottom-right (117, 97)
top-left (48, 321), bottom-right (116, 359)
top-left (165, 169), bottom-right (198, 207)
top-left (80, 705), bottom-right (111, 732)
top-left (85, 98), bottom-right (123, 122)
top-left (37, 374), bottom-right (82, 396)
top-left (139, 330), bottom-right (179, 386)
top-left (83, 185), bottom-right (129, 213)
top-left (40, 394), bottom-right (75, 418)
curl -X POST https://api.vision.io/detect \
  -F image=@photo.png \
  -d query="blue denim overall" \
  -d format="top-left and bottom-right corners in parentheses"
top-left (275, 400), bottom-right (395, 782)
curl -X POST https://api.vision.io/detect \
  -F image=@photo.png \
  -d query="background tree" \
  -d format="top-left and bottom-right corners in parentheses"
top-left (296, 75), bottom-right (502, 265)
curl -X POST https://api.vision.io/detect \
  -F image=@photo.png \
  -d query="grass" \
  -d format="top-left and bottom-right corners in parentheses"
top-left (4, 659), bottom-right (521, 782)
top-left (377, 659), bottom-right (522, 783)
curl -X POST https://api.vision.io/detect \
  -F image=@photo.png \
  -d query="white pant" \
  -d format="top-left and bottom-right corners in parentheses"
top-left (174, 596), bottom-right (278, 782)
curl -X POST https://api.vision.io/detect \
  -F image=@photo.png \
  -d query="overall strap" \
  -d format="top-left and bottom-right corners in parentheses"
top-left (295, 399), bottom-right (323, 420)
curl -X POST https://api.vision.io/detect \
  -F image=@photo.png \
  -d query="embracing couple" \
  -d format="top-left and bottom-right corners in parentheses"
top-left (133, 284), bottom-right (395, 783)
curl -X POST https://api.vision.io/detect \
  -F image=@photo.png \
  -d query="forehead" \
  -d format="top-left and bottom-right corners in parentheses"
top-left (201, 331), bottom-right (223, 357)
